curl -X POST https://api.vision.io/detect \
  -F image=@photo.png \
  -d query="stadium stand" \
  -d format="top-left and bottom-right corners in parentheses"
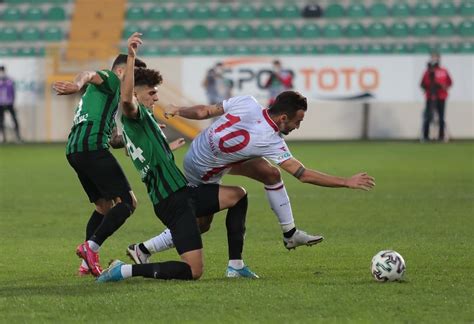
top-left (0, 0), bottom-right (473, 56)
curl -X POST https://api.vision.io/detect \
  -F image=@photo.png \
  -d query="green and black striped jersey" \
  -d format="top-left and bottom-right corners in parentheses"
top-left (66, 70), bottom-right (120, 154)
top-left (121, 104), bottom-right (188, 204)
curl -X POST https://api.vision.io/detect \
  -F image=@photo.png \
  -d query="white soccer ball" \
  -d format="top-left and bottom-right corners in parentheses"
top-left (371, 250), bottom-right (406, 282)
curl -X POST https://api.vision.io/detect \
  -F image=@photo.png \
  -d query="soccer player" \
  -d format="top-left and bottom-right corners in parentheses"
top-left (53, 34), bottom-right (147, 277)
top-left (97, 33), bottom-right (257, 282)
top-left (131, 91), bottom-right (375, 259)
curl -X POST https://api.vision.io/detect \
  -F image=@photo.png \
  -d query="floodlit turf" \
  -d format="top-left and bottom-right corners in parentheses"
top-left (0, 141), bottom-right (473, 322)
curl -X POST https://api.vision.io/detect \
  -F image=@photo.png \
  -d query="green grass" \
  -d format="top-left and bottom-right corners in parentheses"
top-left (1, 141), bottom-right (473, 323)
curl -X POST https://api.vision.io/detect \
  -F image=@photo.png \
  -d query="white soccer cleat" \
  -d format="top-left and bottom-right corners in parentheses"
top-left (126, 244), bottom-right (151, 264)
top-left (283, 230), bottom-right (324, 250)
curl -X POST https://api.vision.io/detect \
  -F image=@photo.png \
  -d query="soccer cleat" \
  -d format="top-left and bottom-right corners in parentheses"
top-left (76, 241), bottom-right (102, 277)
top-left (126, 244), bottom-right (151, 264)
top-left (226, 266), bottom-right (260, 279)
top-left (283, 230), bottom-right (324, 250)
top-left (96, 260), bottom-right (125, 283)
top-left (77, 264), bottom-right (91, 277)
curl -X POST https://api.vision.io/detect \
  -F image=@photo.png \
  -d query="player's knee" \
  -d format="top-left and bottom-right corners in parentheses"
top-left (235, 186), bottom-right (247, 200)
top-left (262, 166), bottom-right (281, 185)
top-left (197, 216), bottom-right (213, 234)
top-left (115, 193), bottom-right (137, 214)
top-left (95, 199), bottom-right (114, 215)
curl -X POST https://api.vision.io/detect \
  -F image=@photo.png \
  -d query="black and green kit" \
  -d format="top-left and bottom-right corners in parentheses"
top-left (121, 104), bottom-right (188, 204)
top-left (66, 70), bottom-right (120, 154)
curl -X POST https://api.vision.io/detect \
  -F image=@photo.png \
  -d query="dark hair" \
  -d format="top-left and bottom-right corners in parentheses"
top-left (0, 66), bottom-right (4, 72)
top-left (111, 54), bottom-right (147, 70)
top-left (134, 67), bottom-right (163, 88)
top-left (273, 60), bottom-right (281, 65)
top-left (268, 91), bottom-right (307, 119)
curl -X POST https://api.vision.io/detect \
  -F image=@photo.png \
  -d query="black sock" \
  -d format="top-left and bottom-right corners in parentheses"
top-left (283, 227), bottom-right (296, 238)
top-left (138, 243), bottom-right (150, 255)
top-left (86, 210), bottom-right (104, 241)
top-left (132, 261), bottom-right (193, 280)
top-left (226, 194), bottom-right (248, 260)
top-left (90, 203), bottom-right (132, 246)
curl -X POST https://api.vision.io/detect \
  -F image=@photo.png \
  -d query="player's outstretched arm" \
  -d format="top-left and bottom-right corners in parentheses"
top-left (164, 102), bottom-right (224, 120)
top-left (169, 138), bottom-right (186, 151)
top-left (121, 32), bottom-right (143, 119)
top-left (280, 158), bottom-right (375, 191)
top-left (52, 71), bottom-right (104, 95)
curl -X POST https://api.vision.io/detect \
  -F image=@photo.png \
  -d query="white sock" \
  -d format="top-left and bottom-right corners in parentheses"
top-left (120, 264), bottom-right (132, 279)
top-left (81, 260), bottom-right (89, 269)
top-left (144, 229), bottom-right (175, 254)
top-left (87, 240), bottom-right (100, 252)
top-left (228, 260), bottom-right (244, 269)
top-left (264, 181), bottom-right (296, 233)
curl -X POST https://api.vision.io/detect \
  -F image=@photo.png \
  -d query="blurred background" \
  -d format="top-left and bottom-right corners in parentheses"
top-left (0, 0), bottom-right (472, 143)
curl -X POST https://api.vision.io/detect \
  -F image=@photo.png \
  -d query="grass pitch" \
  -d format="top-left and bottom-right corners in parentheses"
top-left (0, 141), bottom-right (473, 323)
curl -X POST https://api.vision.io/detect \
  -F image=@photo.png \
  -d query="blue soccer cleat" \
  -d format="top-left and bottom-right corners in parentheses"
top-left (96, 260), bottom-right (125, 283)
top-left (226, 265), bottom-right (260, 279)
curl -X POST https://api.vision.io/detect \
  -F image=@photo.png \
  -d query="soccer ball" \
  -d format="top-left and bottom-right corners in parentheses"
top-left (371, 250), bottom-right (406, 282)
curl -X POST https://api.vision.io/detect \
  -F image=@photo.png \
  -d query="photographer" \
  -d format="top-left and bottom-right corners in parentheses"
top-left (420, 52), bottom-right (452, 142)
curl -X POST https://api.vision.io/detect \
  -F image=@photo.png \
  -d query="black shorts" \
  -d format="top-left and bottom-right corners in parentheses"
top-left (66, 149), bottom-right (131, 203)
top-left (153, 184), bottom-right (220, 255)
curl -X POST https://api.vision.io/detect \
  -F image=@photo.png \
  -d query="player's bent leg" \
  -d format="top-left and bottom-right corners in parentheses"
top-left (180, 249), bottom-right (204, 280)
top-left (197, 215), bottom-right (214, 234)
top-left (218, 185), bottom-right (247, 210)
top-left (229, 157), bottom-right (281, 185)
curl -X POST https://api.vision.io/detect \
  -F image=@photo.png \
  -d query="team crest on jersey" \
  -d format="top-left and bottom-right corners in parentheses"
top-left (277, 152), bottom-right (291, 161)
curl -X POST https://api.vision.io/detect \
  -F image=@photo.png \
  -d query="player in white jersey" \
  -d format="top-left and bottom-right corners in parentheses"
top-left (126, 91), bottom-right (375, 265)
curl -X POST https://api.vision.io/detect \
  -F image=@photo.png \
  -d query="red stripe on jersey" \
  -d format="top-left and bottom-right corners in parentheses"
top-left (201, 159), bottom-right (251, 182)
top-left (264, 184), bottom-right (284, 191)
top-left (262, 109), bottom-right (279, 132)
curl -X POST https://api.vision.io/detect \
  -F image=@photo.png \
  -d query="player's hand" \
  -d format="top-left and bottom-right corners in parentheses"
top-left (345, 172), bottom-right (375, 191)
top-left (158, 123), bottom-right (166, 130)
top-left (52, 81), bottom-right (80, 95)
top-left (127, 32), bottom-right (143, 57)
top-left (164, 104), bottom-right (180, 119)
top-left (169, 138), bottom-right (185, 151)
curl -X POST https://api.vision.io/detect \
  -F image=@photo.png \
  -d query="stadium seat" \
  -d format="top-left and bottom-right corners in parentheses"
top-left (142, 46), bottom-right (162, 56)
top-left (369, 3), bottom-right (389, 18)
top-left (413, 43), bottom-right (432, 53)
top-left (165, 46), bottom-right (184, 56)
top-left (281, 4), bottom-right (300, 19)
top-left (43, 25), bottom-right (62, 41)
top-left (188, 45), bottom-right (209, 56)
top-left (193, 5), bottom-right (212, 19)
top-left (46, 6), bottom-right (66, 20)
top-left (0, 47), bottom-right (15, 56)
top-left (236, 5), bottom-right (256, 19)
top-left (256, 24), bottom-right (276, 39)
top-left (208, 45), bottom-right (227, 55)
top-left (254, 45), bottom-right (273, 55)
top-left (459, 20), bottom-right (474, 37)
top-left (146, 25), bottom-right (166, 40)
top-left (234, 45), bottom-right (253, 55)
top-left (368, 22), bottom-right (388, 38)
top-left (167, 25), bottom-right (187, 40)
top-left (2, 7), bottom-right (21, 21)
top-left (436, 2), bottom-right (457, 16)
top-left (0, 27), bottom-right (18, 42)
top-left (436, 42), bottom-right (457, 53)
top-left (148, 6), bottom-right (167, 20)
top-left (215, 5), bottom-right (233, 19)
top-left (323, 23), bottom-right (343, 38)
top-left (367, 44), bottom-right (388, 54)
top-left (126, 6), bottom-right (145, 20)
top-left (189, 24), bottom-right (209, 39)
top-left (391, 3), bottom-right (411, 17)
top-left (259, 4), bottom-right (279, 19)
top-left (435, 22), bottom-right (455, 37)
top-left (24, 7), bottom-right (43, 21)
top-left (17, 46), bottom-right (39, 57)
top-left (459, 42), bottom-right (474, 53)
top-left (21, 26), bottom-right (41, 41)
top-left (391, 22), bottom-right (410, 37)
top-left (347, 3), bottom-right (366, 18)
top-left (123, 25), bottom-right (141, 39)
top-left (321, 44), bottom-right (344, 54)
top-left (279, 24), bottom-right (298, 39)
top-left (301, 23), bottom-right (321, 38)
top-left (392, 43), bottom-right (411, 54)
top-left (346, 44), bottom-right (365, 54)
top-left (170, 6), bottom-right (190, 20)
top-left (234, 24), bottom-right (254, 39)
top-left (276, 45), bottom-right (299, 55)
top-left (459, 1), bottom-right (474, 16)
top-left (324, 4), bottom-right (345, 18)
top-left (300, 44), bottom-right (319, 54)
top-left (346, 23), bottom-right (365, 38)
top-left (413, 2), bottom-right (433, 16)
top-left (212, 25), bottom-right (232, 39)
top-left (412, 21), bottom-right (432, 37)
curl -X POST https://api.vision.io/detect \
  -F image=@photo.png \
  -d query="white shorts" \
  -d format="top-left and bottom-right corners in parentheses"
top-left (183, 150), bottom-right (229, 185)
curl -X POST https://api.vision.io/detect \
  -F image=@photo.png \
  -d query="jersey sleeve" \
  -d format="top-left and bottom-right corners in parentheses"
top-left (222, 95), bottom-right (262, 114)
top-left (95, 70), bottom-right (120, 94)
top-left (259, 136), bottom-right (293, 165)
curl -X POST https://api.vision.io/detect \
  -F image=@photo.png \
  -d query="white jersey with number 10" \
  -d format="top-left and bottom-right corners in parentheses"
top-left (184, 95), bottom-right (293, 185)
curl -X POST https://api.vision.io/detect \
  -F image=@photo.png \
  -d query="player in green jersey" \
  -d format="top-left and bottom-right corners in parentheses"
top-left (53, 33), bottom-right (147, 277)
top-left (97, 33), bottom-right (257, 282)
